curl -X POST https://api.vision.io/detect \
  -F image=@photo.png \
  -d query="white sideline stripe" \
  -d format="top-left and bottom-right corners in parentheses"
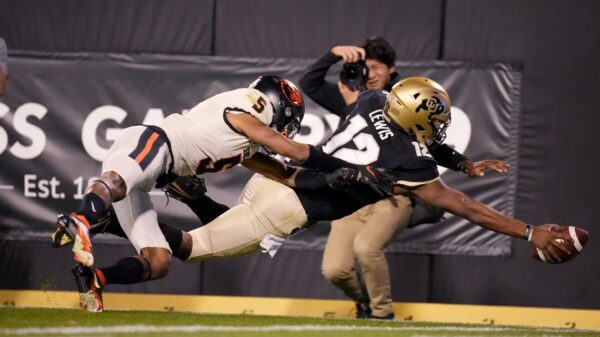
top-left (569, 226), bottom-right (584, 252)
top-left (0, 324), bottom-right (586, 335)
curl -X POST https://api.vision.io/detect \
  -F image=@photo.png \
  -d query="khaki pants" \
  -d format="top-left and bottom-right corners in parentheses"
top-left (321, 195), bottom-right (413, 317)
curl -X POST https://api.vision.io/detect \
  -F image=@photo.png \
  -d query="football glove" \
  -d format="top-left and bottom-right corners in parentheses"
top-left (163, 175), bottom-right (207, 201)
top-left (356, 165), bottom-right (396, 197)
top-left (326, 166), bottom-right (396, 197)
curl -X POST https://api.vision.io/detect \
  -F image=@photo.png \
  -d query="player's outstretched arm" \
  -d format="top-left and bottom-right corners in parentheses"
top-left (229, 113), bottom-right (310, 161)
top-left (428, 144), bottom-right (509, 178)
top-left (242, 153), bottom-right (387, 194)
top-left (231, 113), bottom-right (362, 173)
top-left (406, 179), bottom-right (571, 263)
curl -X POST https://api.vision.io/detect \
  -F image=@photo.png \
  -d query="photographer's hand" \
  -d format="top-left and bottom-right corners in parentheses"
top-left (331, 45), bottom-right (365, 63)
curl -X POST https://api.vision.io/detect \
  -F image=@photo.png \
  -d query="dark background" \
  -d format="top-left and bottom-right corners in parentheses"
top-left (0, 0), bottom-right (598, 309)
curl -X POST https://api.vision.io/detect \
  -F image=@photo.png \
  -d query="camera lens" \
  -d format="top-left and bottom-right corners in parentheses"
top-left (345, 66), bottom-right (360, 79)
top-left (340, 61), bottom-right (369, 91)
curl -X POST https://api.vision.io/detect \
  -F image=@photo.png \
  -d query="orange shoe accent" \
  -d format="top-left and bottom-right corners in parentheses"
top-left (76, 226), bottom-right (92, 255)
top-left (70, 214), bottom-right (94, 267)
top-left (71, 213), bottom-right (91, 229)
top-left (94, 268), bottom-right (106, 287)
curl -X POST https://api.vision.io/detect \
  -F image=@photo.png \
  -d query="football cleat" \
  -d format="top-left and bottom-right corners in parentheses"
top-left (56, 213), bottom-right (94, 267)
top-left (355, 300), bottom-right (395, 320)
top-left (50, 226), bottom-right (73, 248)
top-left (72, 264), bottom-right (104, 313)
top-left (50, 210), bottom-right (115, 248)
top-left (163, 175), bottom-right (207, 201)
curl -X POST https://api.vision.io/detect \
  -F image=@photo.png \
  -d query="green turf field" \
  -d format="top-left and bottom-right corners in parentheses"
top-left (0, 308), bottom-right (597, 337)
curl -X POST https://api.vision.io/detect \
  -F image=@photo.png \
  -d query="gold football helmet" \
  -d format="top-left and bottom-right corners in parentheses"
top-left (383, 77), bottom-right (451, 145)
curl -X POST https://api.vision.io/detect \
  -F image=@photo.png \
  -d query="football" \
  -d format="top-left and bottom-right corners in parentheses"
top-left (531, 225), bottom-right (588, 263)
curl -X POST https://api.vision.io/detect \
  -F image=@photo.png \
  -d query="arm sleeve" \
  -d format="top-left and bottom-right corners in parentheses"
top-left (298, 51), bottom-right (348, 117)
top-left (294, 168), bottom-right (328, 190)
top-left (428, 143), bottom-right (469, 171)
top-left (302, 145), bottom-right (357, 173)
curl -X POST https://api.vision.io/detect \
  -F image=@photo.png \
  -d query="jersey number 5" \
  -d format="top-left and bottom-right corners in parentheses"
top-left (252, 97), bottom-right (267, 113)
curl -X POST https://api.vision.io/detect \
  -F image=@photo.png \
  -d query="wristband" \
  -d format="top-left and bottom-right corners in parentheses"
top-left (457, 159), bottom-right (472, 173)
top-left (524, 224), bottom-right (534, 242)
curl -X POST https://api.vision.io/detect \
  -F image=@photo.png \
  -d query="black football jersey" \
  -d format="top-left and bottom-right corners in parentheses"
top-left (296, 90), bottom-right (440, 223)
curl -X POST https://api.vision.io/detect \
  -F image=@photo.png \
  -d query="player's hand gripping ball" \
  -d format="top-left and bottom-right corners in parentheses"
top-left (532, 225), bottom-right (588, 263)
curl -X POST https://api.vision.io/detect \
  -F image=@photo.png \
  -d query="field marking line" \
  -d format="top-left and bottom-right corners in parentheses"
top-left (0, 324), bottom-right (590, 335)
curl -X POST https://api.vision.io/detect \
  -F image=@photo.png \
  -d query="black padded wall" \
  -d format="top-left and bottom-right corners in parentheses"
top-left (214, 0), bottom-right (443, 58)
top-left (0, 0), bottom-right (214, 54)
top-left (0, 0), bottom-right (442, 58)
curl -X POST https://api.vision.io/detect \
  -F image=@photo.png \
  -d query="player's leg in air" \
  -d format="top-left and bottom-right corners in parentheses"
top-left (51, 175), bottom-right (228, 312)
top-left (50, 176), bottom-right (224, 247)
top-left (54, 171), bottom-right (125, 268)
top-left (51, 125), bottom-right (175, 311)
top-left (55, 127), bottom-right (171, 268)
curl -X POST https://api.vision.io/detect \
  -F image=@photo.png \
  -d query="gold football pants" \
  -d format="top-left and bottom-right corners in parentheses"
top-left (186, 174), bottom-right (308, 262)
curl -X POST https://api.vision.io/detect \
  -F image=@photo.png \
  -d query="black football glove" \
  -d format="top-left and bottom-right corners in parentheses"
top-left (163, 175), bottom-right (207, 201)
top-left (356, 165), bottom-right (396, 197)
top-left (325, 166), bottom-right (396, 197)
top-left (325, 167), bottom-right (360, 189)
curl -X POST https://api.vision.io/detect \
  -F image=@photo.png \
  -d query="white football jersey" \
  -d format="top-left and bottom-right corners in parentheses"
top-left (160, 88), bottom-right (274, 176)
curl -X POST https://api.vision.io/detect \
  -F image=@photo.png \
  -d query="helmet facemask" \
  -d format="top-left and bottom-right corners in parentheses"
top-left (278, 108), bottom-right (302, 139)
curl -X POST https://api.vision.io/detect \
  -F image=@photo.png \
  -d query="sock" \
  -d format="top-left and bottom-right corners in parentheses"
top-left (99, 257), bottom-right (149, 285)
top-left (75, 193), bottom-right (107, 225)
top-left (183, 194), bottom-right (229, 224)
top-left (158, 223), bottom-right (184, 257)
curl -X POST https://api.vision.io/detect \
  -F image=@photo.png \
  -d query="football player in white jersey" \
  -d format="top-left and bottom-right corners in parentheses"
top-left (54, 75), bottom-right (383, 312)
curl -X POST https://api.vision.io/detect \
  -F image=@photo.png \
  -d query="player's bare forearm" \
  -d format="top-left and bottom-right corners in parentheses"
top-left (411, 179), bottom-right (526, 238)
top-left (407, 179), bottom-right (572, 263)
top-left (448, 193), bottom-right (526, 237)
top-left (231, 113), bottom-right (310, 162)
top-left (242, 153), bottom-right (299, 187)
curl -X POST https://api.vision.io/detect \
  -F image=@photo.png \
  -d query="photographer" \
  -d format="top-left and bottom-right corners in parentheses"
top-left (298, 38), bottom-right (507, 320)
top-left (299, 36), bottom-right (398, 119)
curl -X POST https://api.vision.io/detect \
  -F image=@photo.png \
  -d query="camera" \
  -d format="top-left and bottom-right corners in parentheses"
top-left (339, 60), bottom-right (369, 91)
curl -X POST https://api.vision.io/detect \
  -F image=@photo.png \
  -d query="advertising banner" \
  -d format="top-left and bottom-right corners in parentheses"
top-left (0, 52), bottom-right (520, 255)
